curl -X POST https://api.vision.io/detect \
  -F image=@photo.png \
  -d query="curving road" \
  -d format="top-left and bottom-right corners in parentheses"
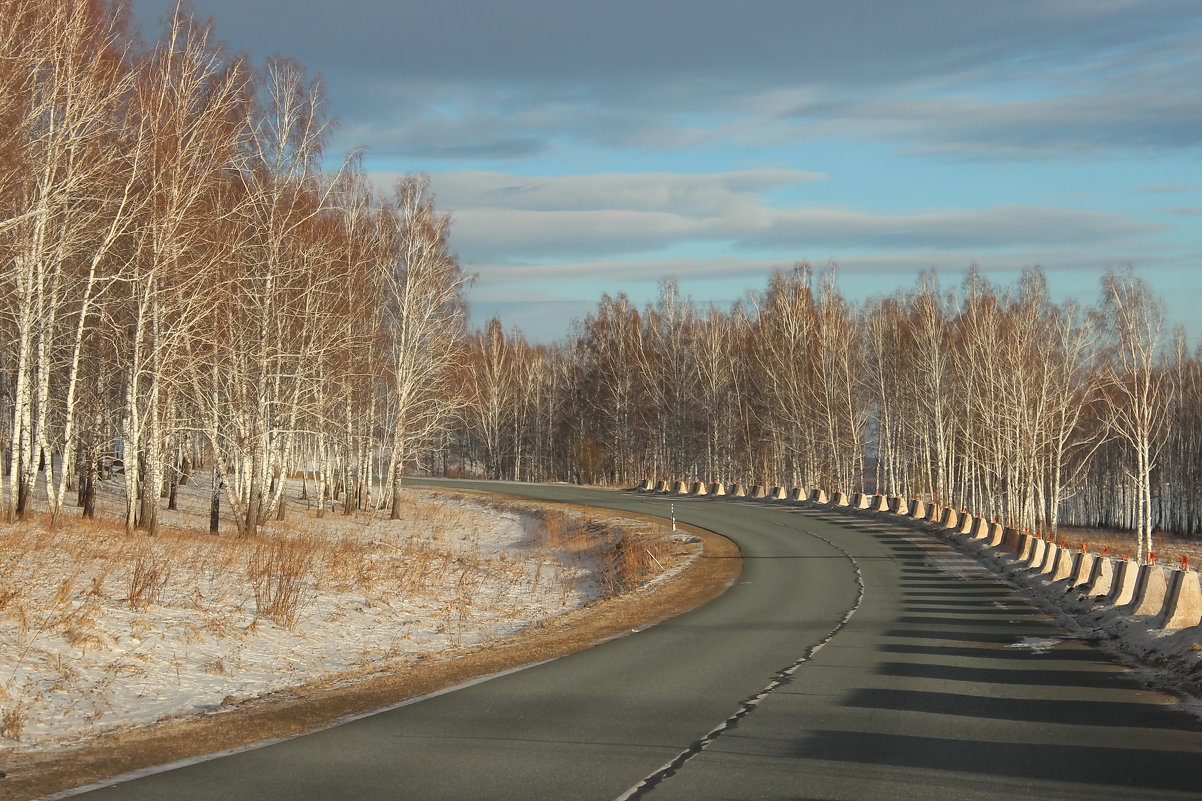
top-left (68, 480), bottom-right (1202, 800)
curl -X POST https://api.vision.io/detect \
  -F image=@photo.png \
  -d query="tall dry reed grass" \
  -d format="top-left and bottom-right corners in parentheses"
top-left (246, 534), bottom-right (317, 627)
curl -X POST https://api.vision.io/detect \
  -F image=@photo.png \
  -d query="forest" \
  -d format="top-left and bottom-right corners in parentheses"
top-left (451, 267), bottom-right (1199, 565)
top-left (2, 1), bottom-right (1199, 567)
top-left (0, 1), bottom-right (468, 536)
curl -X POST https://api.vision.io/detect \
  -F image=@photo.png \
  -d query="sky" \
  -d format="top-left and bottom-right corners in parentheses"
top-left (132, 0), bottom-right (1202, 343)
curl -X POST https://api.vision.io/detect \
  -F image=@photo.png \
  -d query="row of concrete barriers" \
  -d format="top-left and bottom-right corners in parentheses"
top-left (631, 480), bottom-right (1202, 632)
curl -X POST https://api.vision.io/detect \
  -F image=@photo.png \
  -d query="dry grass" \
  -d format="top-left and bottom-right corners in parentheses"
top-left (247, 533), bottom-right (317, 628)
top-left (600, 528), bottom-right (674, 598)
top-left (1051, 524), bottom-right (1202, 569)
top-left (0, 475), bottom-right (688, 750)
top-left (515, 506), bottom-right (677, 599)
top-left (2, 703), bottom-right (26, 741)
top-left (128, 545), bottom-right (172, 610)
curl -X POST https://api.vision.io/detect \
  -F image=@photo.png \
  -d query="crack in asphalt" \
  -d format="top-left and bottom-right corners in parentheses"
top-left (612, 516), bottom-right (865, 800)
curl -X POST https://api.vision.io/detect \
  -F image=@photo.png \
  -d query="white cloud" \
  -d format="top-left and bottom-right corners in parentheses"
top-left (362, 170), bottom-right (1163, 264)
top-left (450, 207), bottom-right (699, 261)
top-left (375, 169), bottom-right (825, 214)
top-left (732, 205), bottom-right (1162, 250)
top-left (1141, 184), bottom-right (1198, 194)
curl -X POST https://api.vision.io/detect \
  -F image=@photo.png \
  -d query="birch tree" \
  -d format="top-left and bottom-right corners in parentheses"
top-left (117, 6), bottom-right (249, 533)
top-left (1, 1), bottom-right (134, 522)
top-left (380, 175), bottom-right (470, 518)
top-left (1098, 268), bottom-right (1168, 562)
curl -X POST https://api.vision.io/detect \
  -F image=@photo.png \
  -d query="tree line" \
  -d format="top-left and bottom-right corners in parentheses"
top-left (451, 264), bottom-right (1198, 563)
top-left (0, 1), bottom-right (468, 534)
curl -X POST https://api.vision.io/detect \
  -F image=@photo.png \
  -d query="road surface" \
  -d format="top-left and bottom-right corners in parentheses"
top-left (69, 480), bottom-right (1202, 800)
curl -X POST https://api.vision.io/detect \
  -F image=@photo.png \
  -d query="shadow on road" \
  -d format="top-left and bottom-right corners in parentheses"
top-left (792, 729), bottom-right (1202, 792)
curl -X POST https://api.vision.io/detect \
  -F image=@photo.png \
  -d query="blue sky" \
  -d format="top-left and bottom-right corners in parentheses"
top-left (134, 0), bottom-right (1201, 342)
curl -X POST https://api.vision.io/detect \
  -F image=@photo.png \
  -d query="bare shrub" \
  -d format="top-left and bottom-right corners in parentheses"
top-left (65, 627), bottom-right (107, 654)
top-left (87, 572), bottom-right (107, 598)
top-left (541, 509), bottom-right (570, 549)
top-left (128, 545), bottom-right (173, 610)
top-left (247, 535), bottom-right (316, 627)
top-left (597, 527), bottom-right (671, 599)
top-left (55, 572), bottom-right (79, 606)
top-left (201, 657), bottom-right (231, 676)
top-left (529, 508), bottom-right (588, 554)
top-left (322, 534), bottom-right (374, 590)
top-left (1, 703), bottom-right (26, 741)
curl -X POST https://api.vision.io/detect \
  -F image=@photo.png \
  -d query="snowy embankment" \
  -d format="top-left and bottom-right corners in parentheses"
top-left (910, 516), bottom-right (1202, 698)
top-left (0, 482), bottom-right (686, 753)
top-left (995, 547), bottom-right (1202, 694)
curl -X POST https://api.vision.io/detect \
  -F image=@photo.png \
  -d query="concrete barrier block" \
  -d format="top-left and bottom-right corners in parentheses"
top-left (749, 484), bottom-right (766, 499)
top-left (958, 511), bottom-right (974, 535)
top-left (1068, 551), bottom-right (1095, 587)
top-left (1023, 538), bottom-right (1047, 570)
top-left (654, 479), bottom-right (668, 493)
top-left (1160, 570), bottom-right (1202, 631)
top-left (1104, 559), bottom-right (1139, 606)
top-left (887, 496), bottom-right (909, 516)
top-left (831, 491), bottom-right (850, 507)
top-left (970, 516), bottom-right (990, 540)
top-left (789, 486), bottom-right (806, 502)
top-left (852, 493), bottom-right (871, 510)
top-left (728, 483), bottom-right (746, 497)
top-left (940, 507), bottom-right (959, 531)
top-left (908, 499), bottom-right (926, 520)
top-left (808, 487), bottom-right (829, 505)
top-left (1042, 541), bottom-right (1064, 574)
top-left (708, 482), bottom-right (726, 496)
top-left (1035, 542), bottom-right (1059, 574)
top-left (689, 481), bottom-right (707, 496)
top-left (1084, 557), bottom-right (1115, 598)
top-left (999, 527), bottom-right (1021, 554)
top-left (1125, 565), bottom-right (1170, 618)
top-left (1050, 549), bottom-right (1079, 583)
top-left (1015, 533), bottom-right (1035, 563)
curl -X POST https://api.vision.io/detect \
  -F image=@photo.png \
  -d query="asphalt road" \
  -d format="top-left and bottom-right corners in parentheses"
top-left (69, 481), bottom-right (1202, 800)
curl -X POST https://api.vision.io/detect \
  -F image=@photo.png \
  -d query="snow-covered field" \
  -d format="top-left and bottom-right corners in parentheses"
top-left (0, 478), bottom-right (683, 753)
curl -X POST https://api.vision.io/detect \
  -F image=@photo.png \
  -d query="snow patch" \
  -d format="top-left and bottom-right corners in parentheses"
top-left (0, 483), bottom-right (693, 754)
top-left (1006, 636), bottom-right (1065, 655)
